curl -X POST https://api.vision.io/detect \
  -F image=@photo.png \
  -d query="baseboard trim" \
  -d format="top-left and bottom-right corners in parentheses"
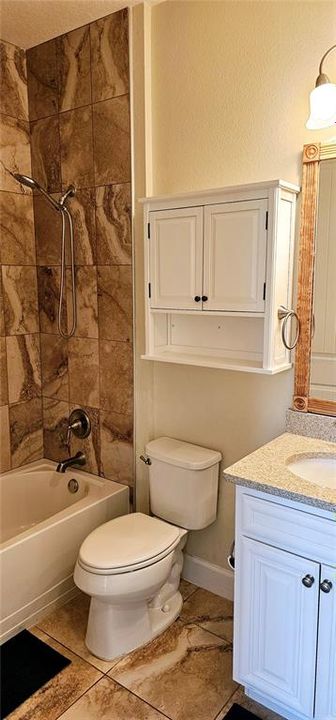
top-left (182, 553), bottom-right (234, 600)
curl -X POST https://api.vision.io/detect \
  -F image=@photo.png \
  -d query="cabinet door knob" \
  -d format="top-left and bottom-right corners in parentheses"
top-left (202, 296), bottom-right (208, 302)
top-left (320, 579), bottom-right (332, 593)
top-left (302, 574), bottom-right (315, 588)
top-left (194, 296), bottom-right (201, 302)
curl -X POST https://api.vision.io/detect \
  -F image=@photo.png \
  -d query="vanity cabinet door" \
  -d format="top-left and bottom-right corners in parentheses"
top-left (203, 200), bottom-right (267, 312)
top-left (149, 207), bottom-right (203, 310)
top-left (315, 564), bottom-right (336, 720)
top-left (234, 537), bottom-right (319, 717)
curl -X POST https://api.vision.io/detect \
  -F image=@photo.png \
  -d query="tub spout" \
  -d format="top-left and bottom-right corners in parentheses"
top-left (56, 451), bottom-right (86, 473)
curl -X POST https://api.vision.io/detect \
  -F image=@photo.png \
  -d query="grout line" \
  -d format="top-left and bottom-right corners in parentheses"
top-left (35, 625), bottom-right (113, 674)
top-left (213, 687), bottom-right (240, 720)
top-left (25, 92), bottom-right (131, 126)
top-left (105, 674), bottom-right (174, 720)
top-left (54, 676), bottom-right (104, 720)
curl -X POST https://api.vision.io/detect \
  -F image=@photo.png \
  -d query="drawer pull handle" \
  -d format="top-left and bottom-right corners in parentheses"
top-left (194, 296), bottom-right (201, 302)
top-left (302, 574), bottom-right (315, 588)
top-left (320, 579), bottom-right (332, 593)
top-left (202, 296), bottom-right (208, 302)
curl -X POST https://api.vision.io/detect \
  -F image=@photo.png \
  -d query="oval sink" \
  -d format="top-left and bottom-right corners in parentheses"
top-left (287, 453), bottom-right (336, 490)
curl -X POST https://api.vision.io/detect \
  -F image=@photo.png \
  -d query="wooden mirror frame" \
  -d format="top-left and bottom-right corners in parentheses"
top-left (294, 141), bottom-right (336, 417)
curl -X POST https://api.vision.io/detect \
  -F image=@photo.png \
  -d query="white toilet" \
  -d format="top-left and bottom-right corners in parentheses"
top-left (74, 437), bottom-right (221, 661)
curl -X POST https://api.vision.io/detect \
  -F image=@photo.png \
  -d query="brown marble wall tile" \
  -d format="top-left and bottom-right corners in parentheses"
top-left (57, 26), bottom-right (91, 113)
top-left (38, 266), bottom-right (67, 334)
top-left (99, 340), bottom-right (133, 414)
top-left (0, 335), bottom-right (8, 405)
top-left (93, 96), bottom-right (130, 186)
top-left (30, 115), bottom-right (61, 193)
top-left (35, 188), bottom-right (96, 266)
top-left (0, 113), bottom-right (31, 193)
top-left (34, 194), bottom-right (62, 265)
top-left (68, 337), bottom-right (99, 408)
top-left (95, 183), bottom-right (131, 265)
top-left (0, 273), bottom-right (4, 336)
top-left (70, 403), bottom-right (100, 474)
top-left (9, 396), bottom-right (43, 468)
top-left (0, 192), bottom-right (35, 264)
top-left (60, 106), bottom-right (94, 189)
top-left (2, 265), bottom-right (39, 335)
top-left (6, 333), bottom-right (41, 404)
top-left (43, 396), bottom-right (70, 462)
top-left (70, 188), bottom-right (96, 265)
top-left (98, 265), bottom-right (132, 342)
top-left (100, 409), bottom-right (133, 486)
top-left (0, 404), bottom-right (11, 471)
top-left (0, 40), bottom-right (28, 120)
top-left (26, 39), bottom-right (58, 121)
top-left (90, 9), bottom-right (129, 103)
top-left (67, 266), bottom-right (98, 338)
top-left (40, 332), bottom-right (68, 400)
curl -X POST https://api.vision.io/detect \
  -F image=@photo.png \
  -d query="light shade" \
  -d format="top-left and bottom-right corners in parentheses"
top-left (306, 82), bottom-right (336, 130)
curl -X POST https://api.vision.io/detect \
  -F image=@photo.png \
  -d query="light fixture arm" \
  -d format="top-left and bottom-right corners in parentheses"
top-left (316, 43), bottom-right (336, 86)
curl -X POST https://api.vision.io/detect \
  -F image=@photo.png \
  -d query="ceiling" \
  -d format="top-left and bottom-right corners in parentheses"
top-left (0, 0), bottom-right (152, 49)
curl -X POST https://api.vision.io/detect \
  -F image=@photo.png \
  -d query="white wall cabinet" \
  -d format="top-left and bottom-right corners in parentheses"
top-left (234, 486), bottom-right (336, 720)
top-left (149, 207), bottom-right (203, 310)
top-left (141, 180), bottom-right (299, 374)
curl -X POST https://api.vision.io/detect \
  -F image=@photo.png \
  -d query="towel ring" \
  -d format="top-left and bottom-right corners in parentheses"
top-left (278, 306), bottom-right (300, 350)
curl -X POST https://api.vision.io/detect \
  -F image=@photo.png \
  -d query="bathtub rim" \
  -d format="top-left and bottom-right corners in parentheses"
top-left (0, 458), bottom-right (129, 551)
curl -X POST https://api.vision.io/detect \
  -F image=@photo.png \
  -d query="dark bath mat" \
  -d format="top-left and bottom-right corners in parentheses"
top-left (222, 704), bottom-right (262, 720)
top-left (0, 629), bottom-right (71, 718)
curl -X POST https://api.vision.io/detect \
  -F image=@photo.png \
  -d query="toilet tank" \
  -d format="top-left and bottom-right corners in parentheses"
top-left (145, 437), bottom-right (221, 530)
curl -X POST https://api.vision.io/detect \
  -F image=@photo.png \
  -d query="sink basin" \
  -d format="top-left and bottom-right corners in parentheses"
top-left (287, 453), bottom-right (336, 490)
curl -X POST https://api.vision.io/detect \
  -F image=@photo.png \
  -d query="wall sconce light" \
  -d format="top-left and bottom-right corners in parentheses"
top-left (306, 44), bottom-right (336, 129)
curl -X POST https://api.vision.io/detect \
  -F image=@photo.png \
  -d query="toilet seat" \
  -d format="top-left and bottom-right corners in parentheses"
top-left (78, 512), bottom-right (183, 575)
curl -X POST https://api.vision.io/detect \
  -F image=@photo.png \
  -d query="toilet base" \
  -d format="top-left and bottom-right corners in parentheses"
top-left (85, 590), bottom-right (183, 661)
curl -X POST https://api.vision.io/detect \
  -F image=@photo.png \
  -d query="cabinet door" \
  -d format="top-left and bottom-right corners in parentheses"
top-left (203, 200), bottom-right (267, 312)
top-left (234, 537), bottom-right (319, 717)
top-left (315, 565), bottom-right (336, 720)
top-left (149, 207), bottom-right (203, 310)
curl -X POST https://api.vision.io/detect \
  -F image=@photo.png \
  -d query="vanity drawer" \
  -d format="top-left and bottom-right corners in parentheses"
top-left (238, 491), bottom-right (336, 565)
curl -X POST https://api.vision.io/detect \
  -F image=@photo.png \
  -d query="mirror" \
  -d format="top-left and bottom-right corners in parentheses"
top-left (294, 142), bottom-right (336, 416)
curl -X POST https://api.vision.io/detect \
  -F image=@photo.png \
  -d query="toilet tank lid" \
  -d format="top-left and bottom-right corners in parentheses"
top-left (146, 437), bottom-right (222, 470)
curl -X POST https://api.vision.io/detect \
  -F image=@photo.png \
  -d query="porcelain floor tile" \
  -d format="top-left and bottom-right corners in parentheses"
top-left (109, 622), bottom-right (237, 720)
top-left (7, 628), bottom-right (102, 720)
top-left (180, 589), bottom-right (233, 642)
top-left (58, 676), bottom-right (170, 719)
top-left (179, 579), bottom-right (198, 601)
top-left (37, 592), bottom-right (117, 673)
top-left (215, 686), bottom-right (285, 720)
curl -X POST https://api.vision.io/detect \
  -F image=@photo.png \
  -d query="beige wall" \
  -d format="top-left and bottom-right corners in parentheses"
top-left (135, 0), bottom-right (336, 566)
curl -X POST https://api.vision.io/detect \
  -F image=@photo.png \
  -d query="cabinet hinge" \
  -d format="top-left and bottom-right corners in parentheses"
top-left (263, 282), bottom-right (266, 301)
top-left (148, 282), bottom-right (151, 299)
top-left (265, 211), bottom-right (269, 231)
top-left (147, 222), bottom-right (150, 239)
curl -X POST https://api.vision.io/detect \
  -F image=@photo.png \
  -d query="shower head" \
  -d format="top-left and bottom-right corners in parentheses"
top-left (13, 173), bottom-right (38, 190)
top-left (13, 173), bottom-right (62, 212)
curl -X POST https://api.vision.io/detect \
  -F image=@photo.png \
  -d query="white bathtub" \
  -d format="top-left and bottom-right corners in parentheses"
top-left (0, 459), bottom-right (129, 643)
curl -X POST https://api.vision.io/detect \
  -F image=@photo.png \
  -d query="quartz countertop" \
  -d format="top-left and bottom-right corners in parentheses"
top-left (223, 432), bottom-right (336, 512)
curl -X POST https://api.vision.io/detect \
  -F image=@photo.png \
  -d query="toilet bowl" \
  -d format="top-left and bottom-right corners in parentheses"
top-left (74, 512), bottom-right (187, 660)
top-left (74, 437), bottom-right (221, 661)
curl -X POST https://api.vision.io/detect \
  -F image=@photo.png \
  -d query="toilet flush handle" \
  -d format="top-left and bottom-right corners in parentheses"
top-left (140, 454), bottom-right (152, 465)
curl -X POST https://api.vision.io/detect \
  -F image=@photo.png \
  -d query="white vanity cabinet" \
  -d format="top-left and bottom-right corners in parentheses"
top-left (234, 486), bottom-right (336, 720)
top-left (141, 180), bottom-right (299, 374)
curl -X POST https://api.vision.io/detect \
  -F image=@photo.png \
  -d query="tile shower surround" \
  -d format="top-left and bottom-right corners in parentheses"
top-left (0, 10), bottom-right (134, 490)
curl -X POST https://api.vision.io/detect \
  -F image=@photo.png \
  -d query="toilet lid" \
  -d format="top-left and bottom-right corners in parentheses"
top-left (78, 512), bottom-right (181, 572)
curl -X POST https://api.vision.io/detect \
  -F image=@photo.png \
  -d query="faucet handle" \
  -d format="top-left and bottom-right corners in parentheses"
top-left (66, 409), bottom-right (91, 449)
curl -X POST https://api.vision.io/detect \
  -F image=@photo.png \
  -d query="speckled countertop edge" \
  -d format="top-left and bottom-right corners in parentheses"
top-left (223, 432), bottom-right (336, 512)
